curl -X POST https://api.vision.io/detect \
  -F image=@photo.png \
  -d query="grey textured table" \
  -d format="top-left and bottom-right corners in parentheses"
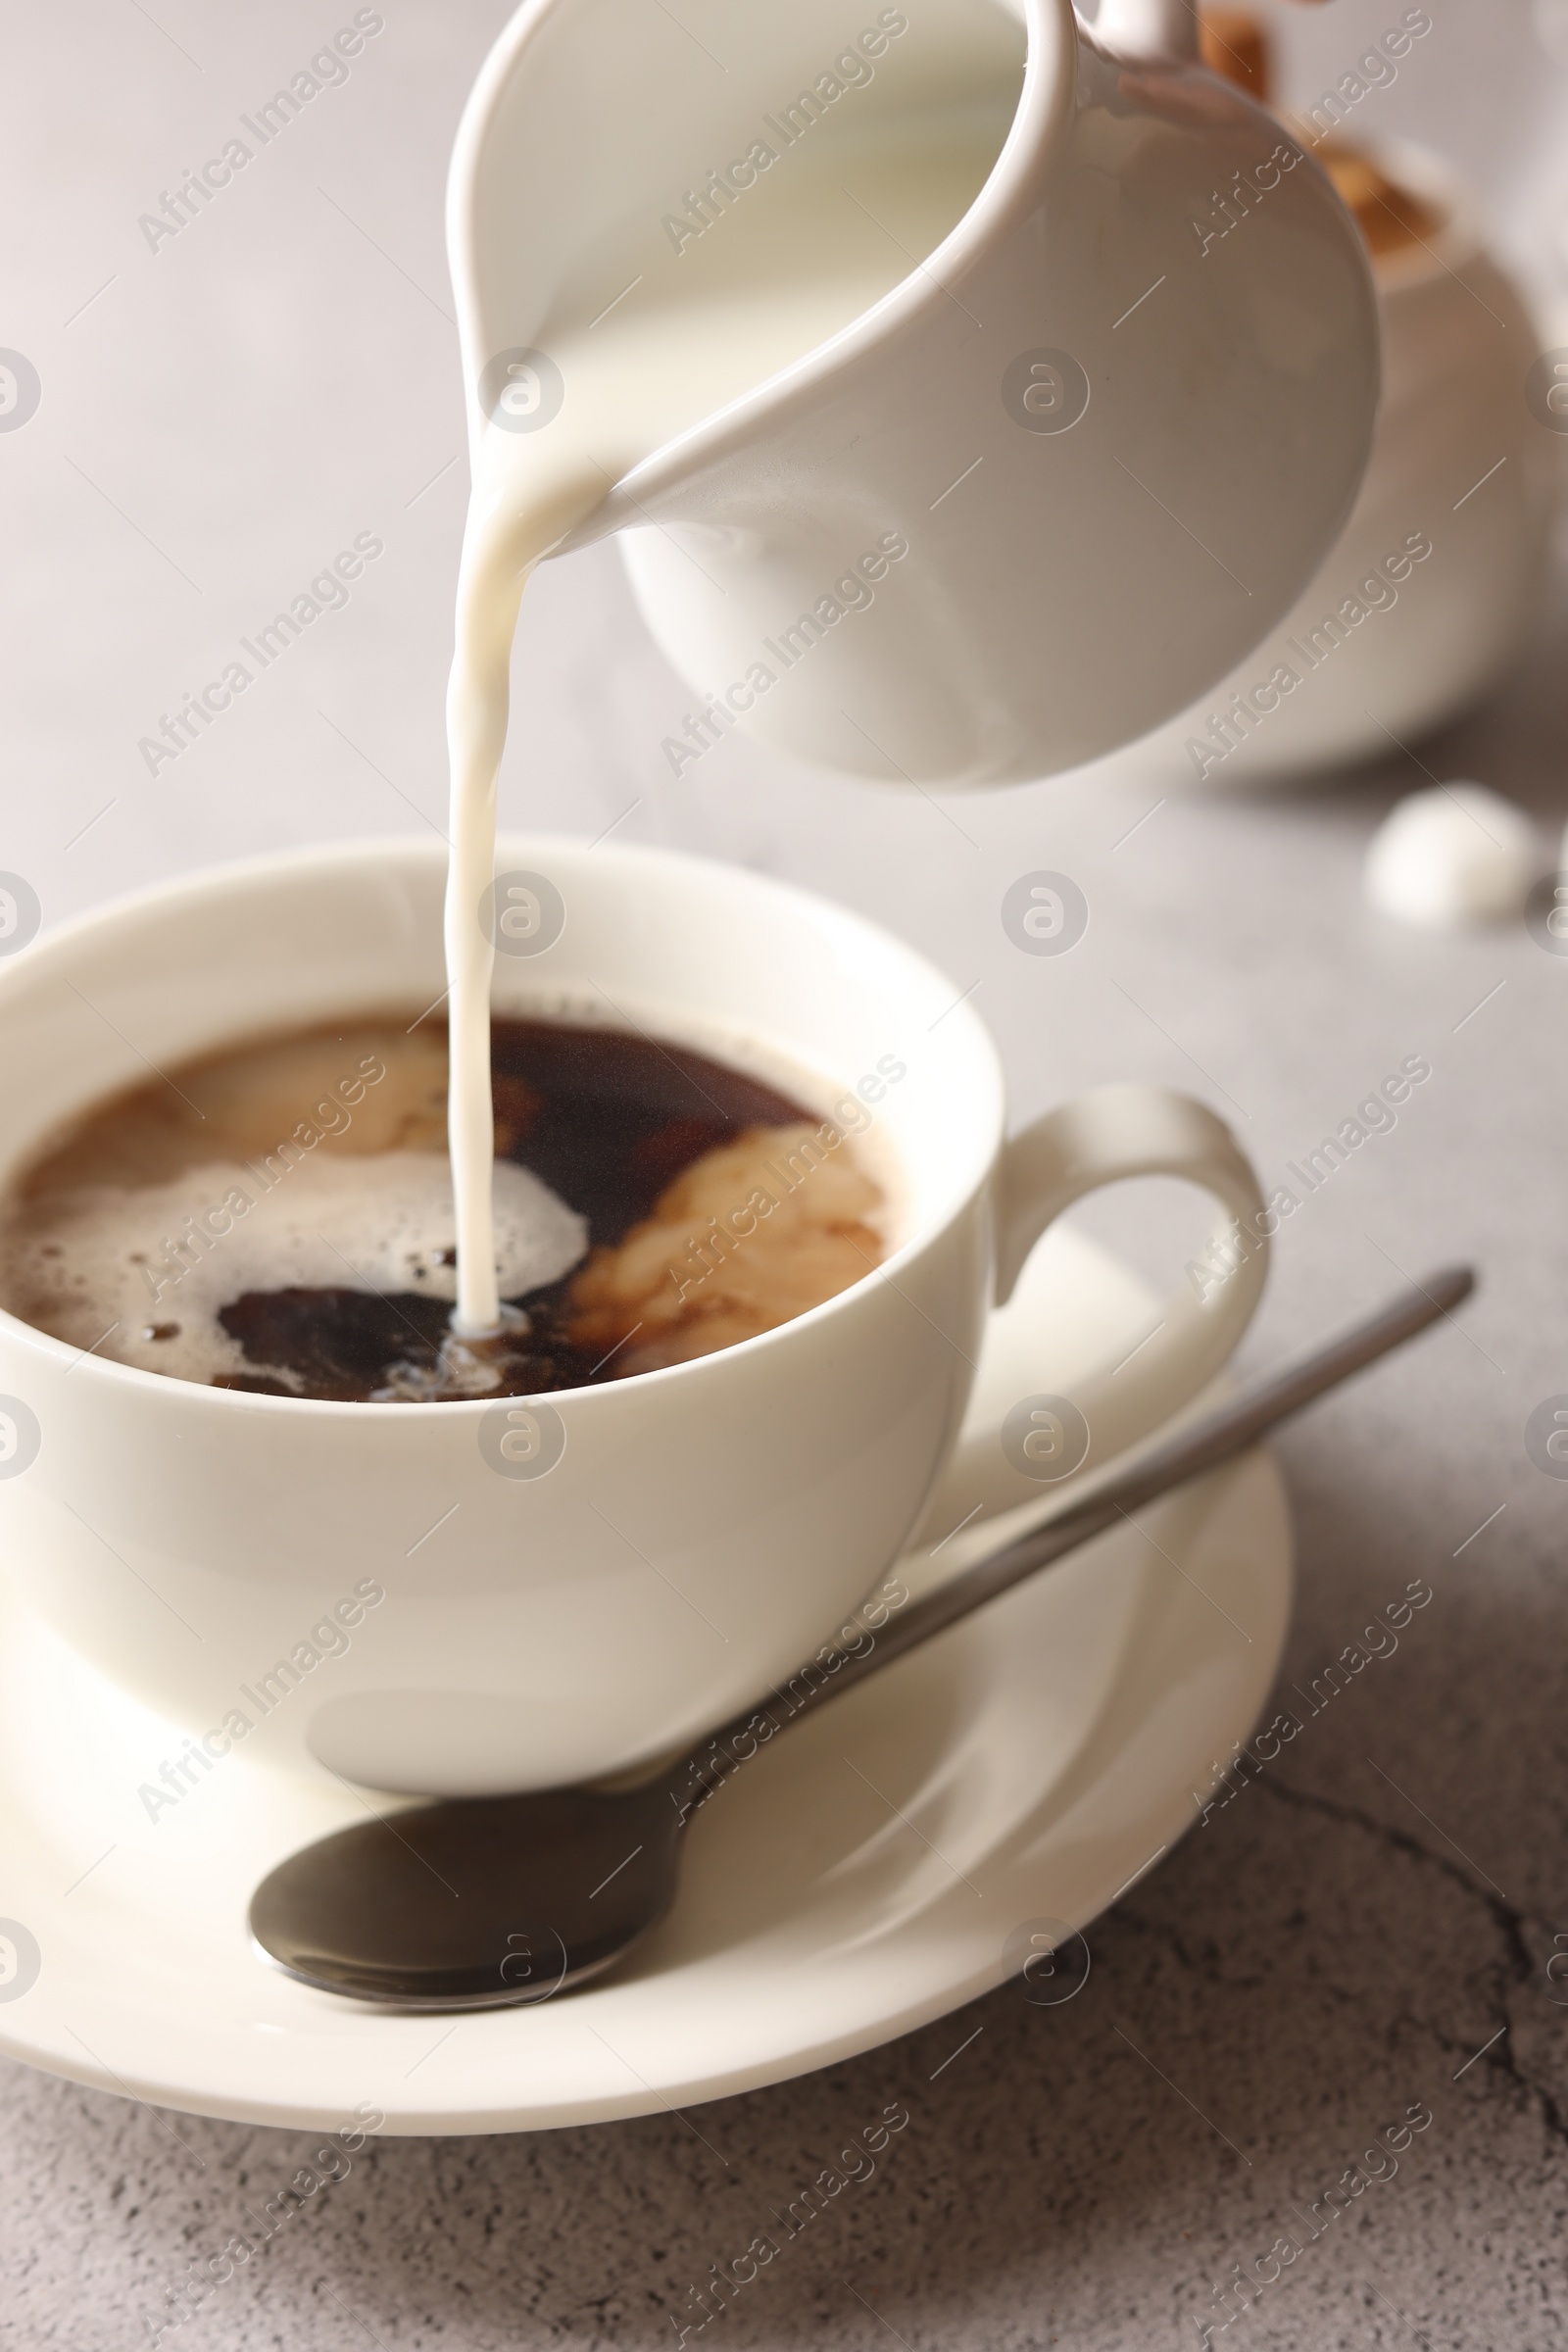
top-left (4, 1), bottom-right (1568, 2344)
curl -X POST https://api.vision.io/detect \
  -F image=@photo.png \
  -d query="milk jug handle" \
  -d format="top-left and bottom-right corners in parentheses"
top-left (1085, 0), bottom-right (1201, 62)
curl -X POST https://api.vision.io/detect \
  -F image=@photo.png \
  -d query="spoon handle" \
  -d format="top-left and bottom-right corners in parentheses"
top-left (674, 1266), bottom-right (1474, 1801)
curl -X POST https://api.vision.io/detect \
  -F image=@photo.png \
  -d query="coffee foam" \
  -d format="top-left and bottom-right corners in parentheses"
top-left (2, 1152), bottom-right (587, 1388)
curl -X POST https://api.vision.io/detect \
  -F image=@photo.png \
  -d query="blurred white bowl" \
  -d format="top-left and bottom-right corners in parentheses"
top-left (1102, 138), bottom-right (1555, 788)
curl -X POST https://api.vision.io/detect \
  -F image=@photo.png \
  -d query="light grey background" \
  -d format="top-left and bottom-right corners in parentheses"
top-left (4, 1), bottom-right (1568, 2345)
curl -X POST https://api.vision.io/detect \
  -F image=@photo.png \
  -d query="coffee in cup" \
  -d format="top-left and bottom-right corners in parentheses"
top-left (0, 1011), bottom-right (894, 1402)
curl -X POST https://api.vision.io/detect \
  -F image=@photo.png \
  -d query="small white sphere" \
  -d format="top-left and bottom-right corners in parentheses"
top-left (1363, 783), bottom-right (1540, 928)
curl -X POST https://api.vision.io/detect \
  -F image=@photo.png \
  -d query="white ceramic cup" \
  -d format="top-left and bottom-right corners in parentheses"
top-left (0, 839), bottom-right (1268, 1795)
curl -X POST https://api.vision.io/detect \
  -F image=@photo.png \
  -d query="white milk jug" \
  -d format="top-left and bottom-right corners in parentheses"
top-left (448, 0), bottom-right (1381, 789)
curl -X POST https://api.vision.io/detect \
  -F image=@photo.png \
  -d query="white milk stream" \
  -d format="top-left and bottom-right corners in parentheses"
top-left (442, 113), bottom-right (1011, 1334)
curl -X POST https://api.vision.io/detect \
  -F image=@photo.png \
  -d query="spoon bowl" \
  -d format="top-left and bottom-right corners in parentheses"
top-left (251, 1782), bottom-right (682, 2008)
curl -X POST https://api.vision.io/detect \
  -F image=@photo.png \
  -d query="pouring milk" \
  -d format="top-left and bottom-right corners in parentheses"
top-left (442, 11), bottom-right (1020, 1336)
top-left (440, 0), bottom-right (1381, 1339)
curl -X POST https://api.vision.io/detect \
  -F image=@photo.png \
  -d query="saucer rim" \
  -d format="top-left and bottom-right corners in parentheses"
top-left (0, 1445), bottom-right (1291, 2135)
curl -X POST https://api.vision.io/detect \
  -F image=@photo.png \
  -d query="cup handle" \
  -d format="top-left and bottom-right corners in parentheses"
top-left (917, 1084), bottom-right (1268, 1533)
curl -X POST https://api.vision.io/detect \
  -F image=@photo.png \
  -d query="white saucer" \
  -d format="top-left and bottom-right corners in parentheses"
top-left (0, 1229), bottom-right (1291, 2134)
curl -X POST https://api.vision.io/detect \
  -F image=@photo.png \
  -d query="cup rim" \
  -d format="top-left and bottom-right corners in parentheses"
top-left (0, 832), bottom-right (1005, 1419)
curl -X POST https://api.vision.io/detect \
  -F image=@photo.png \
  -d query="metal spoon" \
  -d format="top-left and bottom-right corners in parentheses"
top-left (250, 1265), bottom-right (1474, 2010)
